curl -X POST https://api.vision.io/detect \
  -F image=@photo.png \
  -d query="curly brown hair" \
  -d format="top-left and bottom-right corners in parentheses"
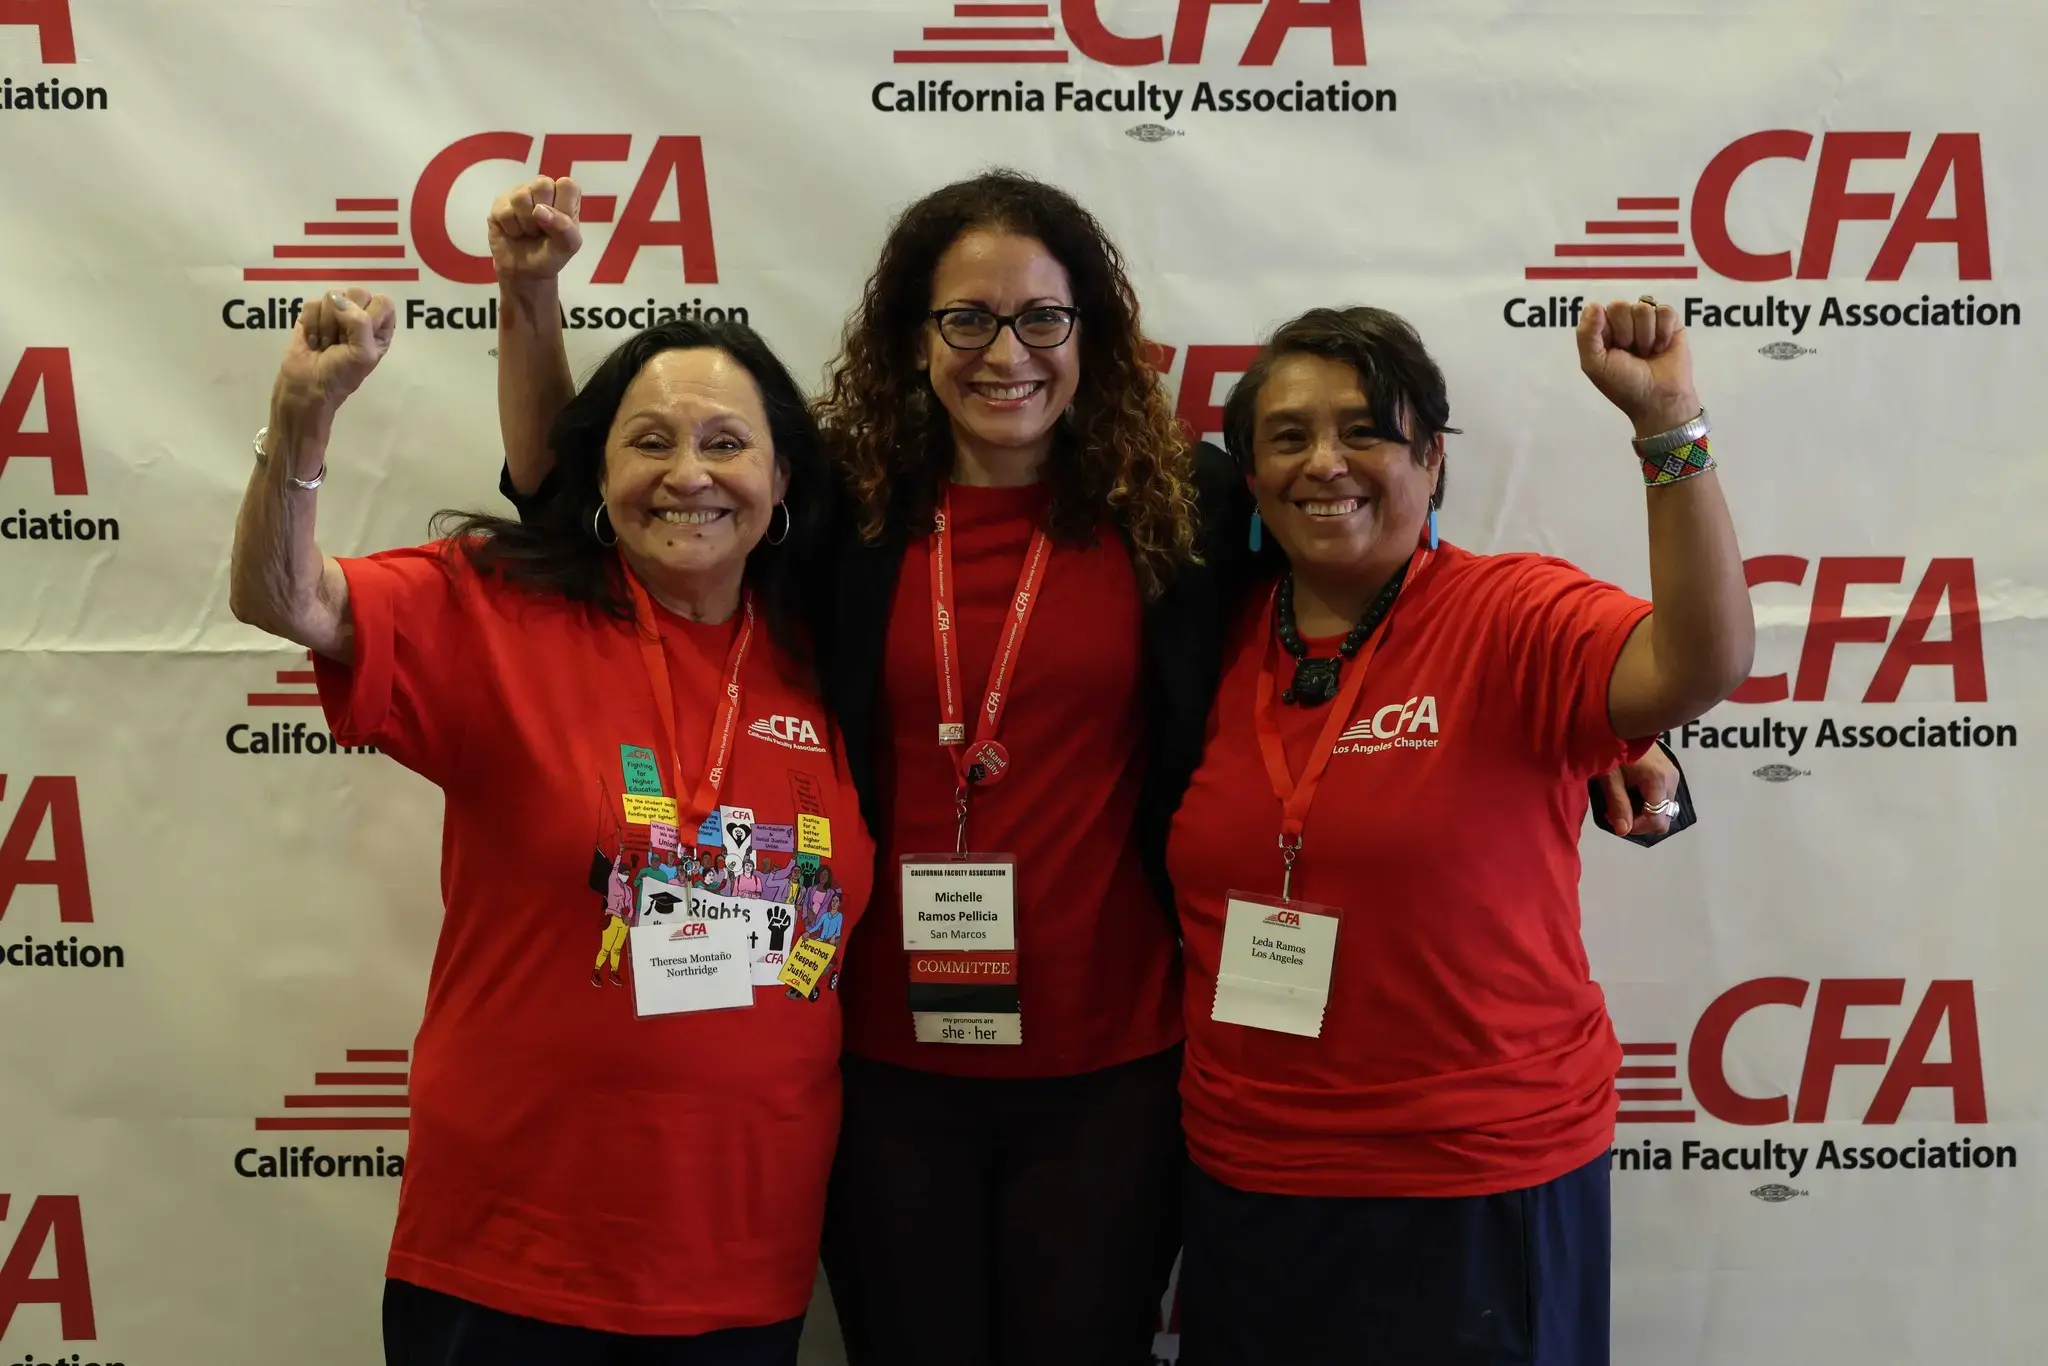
top-left (813, 169), bottom-right (1198, 597)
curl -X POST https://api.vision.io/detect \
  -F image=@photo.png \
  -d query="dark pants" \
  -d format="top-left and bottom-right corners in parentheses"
top-left (1179, 1154), bottom-right (1611, 1366)
top-left (822, 1046), bottom-right (1185, 1366)
top-left (382, 1280), bottom-right (805, 1366)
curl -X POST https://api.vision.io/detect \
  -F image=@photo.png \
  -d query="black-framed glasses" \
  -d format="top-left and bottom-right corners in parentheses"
top-left (928, 306), bottom-right (1079, 350)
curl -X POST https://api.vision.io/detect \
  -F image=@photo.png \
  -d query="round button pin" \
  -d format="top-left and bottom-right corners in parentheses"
top-left (964, 740), bottom-right (1011, 787)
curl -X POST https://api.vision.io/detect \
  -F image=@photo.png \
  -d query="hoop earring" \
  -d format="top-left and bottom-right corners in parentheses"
top-left (592, 503), bottom-right (618, 547)
top-left (764, 501), bottom-right (791, 546)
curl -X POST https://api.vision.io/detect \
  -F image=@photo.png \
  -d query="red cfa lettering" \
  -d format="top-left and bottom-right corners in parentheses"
top-left (1686, 978), bottom-right (1988, 1126)
top-left (0, 1194), bottom-right (96, 1338)
top-left (0, 348), bottom-right (86, 495)
top-left (1691, 131), bottom-right (1991, 282)
top-left (1063, 0), bottom-right (1365, 66)
top-left (1728, 556), bottom-right (1984, 704)
top-left (1153, 343), bottom-right (1261, 444)
top-left (0, 775), bottom-right (93, 924)
top-left (411, 133), bottom-right (719, 286)
top-left (0, 0), bottom-right (76, 62)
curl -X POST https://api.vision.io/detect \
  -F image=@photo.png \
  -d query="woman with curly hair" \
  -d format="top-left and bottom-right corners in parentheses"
top-left (484, 170), bottom-right (1685, 1366)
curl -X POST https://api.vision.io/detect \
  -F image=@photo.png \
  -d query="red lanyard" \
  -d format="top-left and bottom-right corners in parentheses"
top-left (928, 487), bottom-right (1053, 851)
top-left (1253, 550), bottom-right (1429, 898)
top-left (623, 565), bottom-right (755, 833)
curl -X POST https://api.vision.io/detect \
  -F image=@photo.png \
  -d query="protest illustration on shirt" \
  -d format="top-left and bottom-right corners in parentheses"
top-left (588, 748), bottom-right (847, 995)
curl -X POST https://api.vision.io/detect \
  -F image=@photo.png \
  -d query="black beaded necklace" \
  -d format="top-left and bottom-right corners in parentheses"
top-left (1274, 564), bottom-right (1410, 706)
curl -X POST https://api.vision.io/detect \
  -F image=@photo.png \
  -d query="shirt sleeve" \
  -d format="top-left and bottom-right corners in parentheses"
top-left (1490, 554), bottom-right (1655, 778)
top-left (312, 543), bottom-right (476, 787)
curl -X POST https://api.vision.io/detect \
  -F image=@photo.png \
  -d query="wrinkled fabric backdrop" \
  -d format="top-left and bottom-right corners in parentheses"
top-left (0, 2), bottom-right (2040, 1362)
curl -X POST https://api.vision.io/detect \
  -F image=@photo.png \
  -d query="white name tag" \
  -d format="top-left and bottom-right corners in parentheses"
top-left (630, 916), bottom-right (755, 1017)
top-left (638, 881), bottom-right (805, 987)
top-left (1211, 893), bottom-right (1341, 1039)
top-left (899, 856), bottom-right (1016, 951)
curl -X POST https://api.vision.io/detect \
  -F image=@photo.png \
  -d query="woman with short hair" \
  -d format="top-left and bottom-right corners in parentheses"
top-left (1169, 301), bottom-right (1751, 1366)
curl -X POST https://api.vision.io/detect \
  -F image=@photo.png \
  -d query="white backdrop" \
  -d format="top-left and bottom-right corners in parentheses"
top-left (1, 2), bottom-right (2041, 1362)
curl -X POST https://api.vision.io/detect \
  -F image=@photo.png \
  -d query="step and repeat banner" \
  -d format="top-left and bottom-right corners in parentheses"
top-left (1, 1), bottom-right (2041, 1362)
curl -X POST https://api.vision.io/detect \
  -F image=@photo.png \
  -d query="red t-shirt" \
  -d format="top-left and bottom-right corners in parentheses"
top-left (314, 544), bottom-right (872, 1335)
top-left (1168, 544), bottom-right (1653, 1198)
top-left (838, 481), bottom-right (1182, 1077)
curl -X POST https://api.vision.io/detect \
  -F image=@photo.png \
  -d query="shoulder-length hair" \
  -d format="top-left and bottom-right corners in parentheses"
top-left (434, 321), bottom-right (828, 662)
top-left (812, 169), bottom-right (1197, 597)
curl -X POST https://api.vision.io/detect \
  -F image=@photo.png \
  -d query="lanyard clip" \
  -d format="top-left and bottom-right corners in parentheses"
top-left (955, 786), bottom-right (971, 858)
top-left (1277, 831), bottom-right (1302, 901)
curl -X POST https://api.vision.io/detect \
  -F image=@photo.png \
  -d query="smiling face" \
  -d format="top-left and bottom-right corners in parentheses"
top-left (1248, 353), bottom-right (1441, 587)
top-left (601, 347), bottom-right (788, 611)
top-left (918, 229), bottom-right (1082, 469)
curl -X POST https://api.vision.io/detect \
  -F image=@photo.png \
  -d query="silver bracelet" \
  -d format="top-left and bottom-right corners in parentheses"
top-left (1631, 408), bottom-right (1710, 457)
top-left (253, 425), bottom-right (326, 491)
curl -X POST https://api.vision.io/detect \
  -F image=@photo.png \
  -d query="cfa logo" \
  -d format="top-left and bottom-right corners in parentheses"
top-left (747, 715), bottom-right (826, 753)
top-left (0, 1194), bottom-right (94, 1339)
top-left (1145, 341), bottom-right (1259, 443)
top-left (894, 0), bottom-right (1365, 67)
top-left (675, 921), bottom-right (710, 939)
top-left (1619, 978), bottom-right (1984, 1126)
top-left (250, 133), bottom-right (718, 287)
top-left (0, 0), bottom-right (74, 61)
top-left (1338, 694), bottom-right (1440, 743)
top-left (0, 348), bottom-right (84, 495)
top-left (1731, 556), bottom-right (1982, 704)
top-left (0, 775), bottom-right (91, 924)
top-left (1529, 131), bottom-right (1990, 284)
top-left (1264, 909), bottom-right (1301, 927)
top-left (765, 715), bottom-right (821, 747)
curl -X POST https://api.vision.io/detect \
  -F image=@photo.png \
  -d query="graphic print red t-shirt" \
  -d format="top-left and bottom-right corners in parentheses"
top-left (838, 482), bottom-right (1182, 1078)
top-left (1168, 545), bottom-right (1653, 1198)
top-left (314, 544), bottom-right (872, 1335)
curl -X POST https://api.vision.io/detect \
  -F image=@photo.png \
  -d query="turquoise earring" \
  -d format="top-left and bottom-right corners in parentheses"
top-left (1427, 505), bottom-right (1439, 550)
top-left (1249, 510), bottom-right (1263, 552)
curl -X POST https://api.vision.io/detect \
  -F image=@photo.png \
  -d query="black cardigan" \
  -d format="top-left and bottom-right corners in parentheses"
top-left (500, 441), bottom-right (1689, 910)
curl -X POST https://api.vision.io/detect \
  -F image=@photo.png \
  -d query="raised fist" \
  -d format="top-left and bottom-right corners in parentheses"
top-left (766, 903), bottom-right (792, 952)
top-left (274, 287), bottom-right (396, 417)
top-left (488, 176), bottom-right (584, 284)
top-left (1576, 298), bottom-right (1701, 439)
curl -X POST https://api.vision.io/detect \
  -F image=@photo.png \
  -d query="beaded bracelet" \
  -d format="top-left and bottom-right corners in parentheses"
top-left (1641, 435), bottom-right (1713, 488)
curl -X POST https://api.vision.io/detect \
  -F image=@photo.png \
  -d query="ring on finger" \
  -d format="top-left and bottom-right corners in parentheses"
top-left (1642, 798), bottom-right (1680, 818)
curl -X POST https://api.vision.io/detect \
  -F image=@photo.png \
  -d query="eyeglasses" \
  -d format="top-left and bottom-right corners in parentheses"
top-left (928, 306), bottom-right (1079, 350)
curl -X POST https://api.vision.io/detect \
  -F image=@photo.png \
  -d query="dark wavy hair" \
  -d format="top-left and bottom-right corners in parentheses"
top-left (812, 169), bottom-right (1197, 598)
top-left (433, 321), bottom-right (828, 662)
top-left (1222, 306), bottom-right (1462, 509)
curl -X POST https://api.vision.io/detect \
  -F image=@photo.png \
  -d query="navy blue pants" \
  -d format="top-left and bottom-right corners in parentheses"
top-left (382, 1279), bottom-right (805, 1366)
top-left (1178, 1154), bottom-right (1610, 1366)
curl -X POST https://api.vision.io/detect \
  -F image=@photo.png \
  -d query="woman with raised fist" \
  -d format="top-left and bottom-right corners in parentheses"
top-left (230, 287), bottom-right (872, 1365)
top-left (1166, 301), bottom-right (1752, 1366)
top-left (484, 174), bottom-right (1696, 1366)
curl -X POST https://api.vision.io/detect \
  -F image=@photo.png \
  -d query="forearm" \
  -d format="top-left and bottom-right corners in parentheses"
top-left (229, 397), bottom-right (353, 661)
top-left (1643, 463), bottom-right (1751, 691)
top-left (1610, 433), bottom-right (1755, 737)
top-left (498, 277), bottom-right (573, 495)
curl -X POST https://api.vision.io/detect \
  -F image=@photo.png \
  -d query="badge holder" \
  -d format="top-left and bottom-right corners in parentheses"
top-left (629, 914), bottom-right (756, 1018)
top-left (900, 850), bottom-right (1021, 1045)
top-left (1211, 884), bottom-right (1344, 1040)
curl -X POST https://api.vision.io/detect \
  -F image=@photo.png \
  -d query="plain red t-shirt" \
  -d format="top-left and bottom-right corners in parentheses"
top-left (314, 544), bottom-right (872, 1335)
top-left (1168, 544), bottom-right (1653, 1198)
top-left (838, 481), bottom-right (1182, 1077)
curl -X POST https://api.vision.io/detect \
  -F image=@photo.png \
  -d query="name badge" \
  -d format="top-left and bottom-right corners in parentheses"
top-left (900, 854), bottom-right (1020, 1045)
top-left (1211, 892), bottom-right (1341, 1038)
top-left (630, 916), bottom-right (754, 1017)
